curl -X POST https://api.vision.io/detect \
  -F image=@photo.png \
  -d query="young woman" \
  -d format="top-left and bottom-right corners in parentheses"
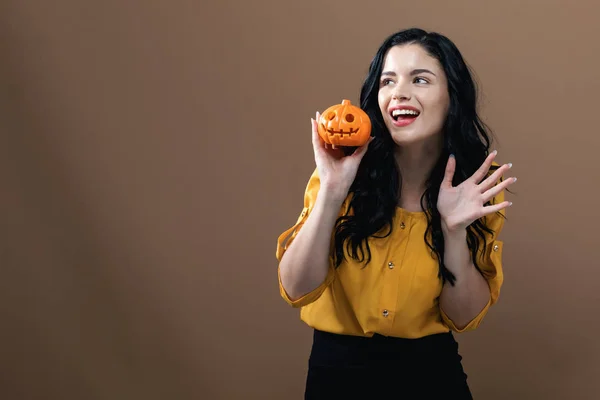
top-left (275, 28), bottom-right (516, 399)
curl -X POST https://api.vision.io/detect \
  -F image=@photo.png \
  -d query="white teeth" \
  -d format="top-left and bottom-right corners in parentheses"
top-left (392, 109), bottom-right (419, 117)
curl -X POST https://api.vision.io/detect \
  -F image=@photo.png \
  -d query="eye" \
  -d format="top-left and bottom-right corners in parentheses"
top-left (381, 78), bottom-right (394, 86)
top-left (344, 114), bottom-right (355, 123)
top-left (327, 112), bottom-right (336, 120)
top-left (414, 77), bottom-right (429, 84)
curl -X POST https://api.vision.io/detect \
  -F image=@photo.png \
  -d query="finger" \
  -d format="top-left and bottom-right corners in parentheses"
top-left (314, 112), bottom-right (329, 150)
top-left (442, 154), bottom-right (456, 188)
top-left (324, 141), bottom-right (344, 158)
top-left (310, 117), bottom-right (321, 147)
top-left (481, 200), bottom-right (513, 216)
top-left (482, 176), bottom-right (517, 203)
top-left (313, 112), bottom-right (326, 142)
top-left (311, 116), bottom-right (328, 156)
top-left (470, 150), bottom-right (498, 184)
top-left (480, 162), bottom-right (512, 192)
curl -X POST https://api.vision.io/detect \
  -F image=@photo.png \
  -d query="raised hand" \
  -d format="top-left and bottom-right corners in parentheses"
top-left (437, 150), bottom-right (516, 232)
top-left (311, 111), bottom-right (373, 203)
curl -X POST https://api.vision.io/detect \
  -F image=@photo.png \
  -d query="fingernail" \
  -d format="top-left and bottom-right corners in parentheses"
top-left (513, 177), bottom-right (517, 182)
top-left (509, 202), bottom-right (513, 206)
top-left (449, 153), bottom-right (455, 158)
top-left (507, 163), bottom-right (513, 168)
top-left (492, 149), bottom-right (498, 155)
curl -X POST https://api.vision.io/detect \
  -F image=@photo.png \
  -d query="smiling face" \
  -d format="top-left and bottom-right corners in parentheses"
top-left (378, 44), bottom-right (450, 148)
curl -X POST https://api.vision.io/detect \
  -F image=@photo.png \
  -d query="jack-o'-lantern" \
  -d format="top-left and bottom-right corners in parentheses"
top-left (317, 99), bottom-right (371, 147)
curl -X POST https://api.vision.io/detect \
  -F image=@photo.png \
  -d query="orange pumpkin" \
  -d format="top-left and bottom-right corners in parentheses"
top-left (317, 99), bottom-right (371, 147)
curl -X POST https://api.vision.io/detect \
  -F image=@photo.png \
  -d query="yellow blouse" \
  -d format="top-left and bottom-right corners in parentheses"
top-left (275, 168), bottom-right (505, 339)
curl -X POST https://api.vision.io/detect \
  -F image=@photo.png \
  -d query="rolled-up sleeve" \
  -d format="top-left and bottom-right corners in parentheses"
top-left (275, 168), bottom-right (337, 308)
top-left (277, 264), bottom-right (335, 308)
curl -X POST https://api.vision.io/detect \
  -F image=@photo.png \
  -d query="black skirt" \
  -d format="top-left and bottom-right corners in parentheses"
top-left (305, 329), bottom-right (473, 399)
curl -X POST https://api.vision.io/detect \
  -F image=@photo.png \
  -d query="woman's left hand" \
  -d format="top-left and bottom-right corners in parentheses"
top-left (437, 151), bottom-right (517, 233)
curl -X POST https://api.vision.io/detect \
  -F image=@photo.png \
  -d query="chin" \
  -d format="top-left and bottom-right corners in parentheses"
top-left (385, 120), bottom-right (440, 146)
top-left (389, 129), bottom-right (442, 150)
top-left (387, 126), bottom-right (420, 144)
top-left (391, 135), bottom-right (423, 147)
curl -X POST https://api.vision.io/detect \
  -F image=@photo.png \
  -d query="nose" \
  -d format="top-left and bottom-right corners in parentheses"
top-left (392, 81), bottom-right (411, 101)
top-left (392, 90), bottom-right (410, 101)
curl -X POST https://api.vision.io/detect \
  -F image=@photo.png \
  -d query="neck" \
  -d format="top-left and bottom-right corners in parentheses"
top-left (394, 141), bottom-right (443, 206)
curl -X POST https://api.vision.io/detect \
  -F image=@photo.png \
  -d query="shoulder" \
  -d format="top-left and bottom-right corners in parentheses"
top-left (301, 168), bottom-right (352, 213)
top-left (300, 168), bottom-right (321, 209)
top-left (305, 167), bottom-right (320, 191)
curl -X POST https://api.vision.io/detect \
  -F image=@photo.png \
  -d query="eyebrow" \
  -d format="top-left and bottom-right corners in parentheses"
top-left (381, 69), bottom-right (437, 77)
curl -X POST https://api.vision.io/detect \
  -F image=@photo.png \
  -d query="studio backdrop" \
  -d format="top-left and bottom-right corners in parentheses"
top-left (1, 1), bottom-right (598, 399)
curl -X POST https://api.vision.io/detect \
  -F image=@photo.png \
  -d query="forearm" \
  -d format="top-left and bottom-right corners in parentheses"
top-left (439, 226), bottom-right (491, 330)
top-left (278, 192), bottom-right (343, 301)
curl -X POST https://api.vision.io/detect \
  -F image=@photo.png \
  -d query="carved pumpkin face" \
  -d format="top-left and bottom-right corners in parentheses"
top-left (317, 99), bottom-right (371, 147)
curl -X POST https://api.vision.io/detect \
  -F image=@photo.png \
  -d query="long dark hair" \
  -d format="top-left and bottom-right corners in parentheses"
top-left (333, 28), bottom-right (500, 285)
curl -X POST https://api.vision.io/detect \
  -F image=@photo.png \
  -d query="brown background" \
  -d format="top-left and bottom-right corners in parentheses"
top-left (1, 0), bottom-right (598, 399)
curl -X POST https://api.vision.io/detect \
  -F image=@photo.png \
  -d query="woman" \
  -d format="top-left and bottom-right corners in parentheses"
top-left (275, 28), bottom-right (516, 399)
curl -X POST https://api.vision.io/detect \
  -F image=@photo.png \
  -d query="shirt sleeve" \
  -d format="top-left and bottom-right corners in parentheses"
top-left (275, 168), bottom-right (337, 308)
top-left (441, 172), bottom-right (507, 332)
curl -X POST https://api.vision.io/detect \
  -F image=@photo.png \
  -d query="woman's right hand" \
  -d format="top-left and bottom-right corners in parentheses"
top-left (311, 111), bottom-right (373, 203)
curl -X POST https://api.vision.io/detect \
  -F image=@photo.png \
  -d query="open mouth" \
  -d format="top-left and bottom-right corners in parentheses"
top-left (389, 108), bottom-right (420, 127)
top-left (391, 109), bottom-right (420, 121)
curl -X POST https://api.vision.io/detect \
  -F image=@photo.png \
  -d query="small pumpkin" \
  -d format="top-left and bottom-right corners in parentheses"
top-left (317, 99), bottom-right (371, 147)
